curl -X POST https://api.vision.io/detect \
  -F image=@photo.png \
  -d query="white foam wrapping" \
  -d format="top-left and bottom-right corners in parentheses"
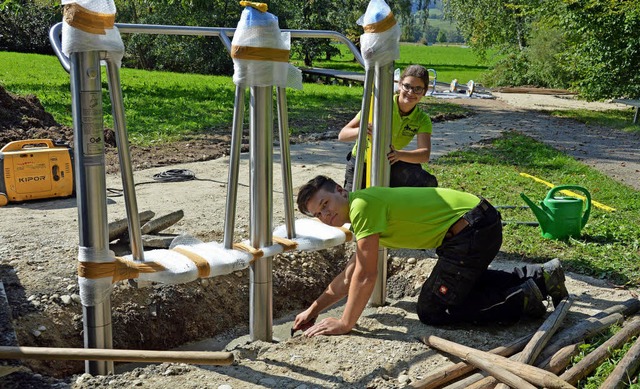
top-left (273, 218), bottom-right (352, 251)
top-left (122, 241), bottom-right (254, 283)
top-left (358, 0), bottom-right (400, 69)
top-left (61, 0), bottom-right (124, 67)
top-left (78, 246), bottom-right (115, 306)
top-left (232, 7), bottom-right (302, 89)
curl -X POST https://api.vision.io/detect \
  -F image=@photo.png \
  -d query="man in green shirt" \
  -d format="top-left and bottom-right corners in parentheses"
top-left (292, 175), bottom-right (569, 336)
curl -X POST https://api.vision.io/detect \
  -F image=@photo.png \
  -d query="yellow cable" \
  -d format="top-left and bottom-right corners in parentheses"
top-left (519, 172), bottom-right (615, 212)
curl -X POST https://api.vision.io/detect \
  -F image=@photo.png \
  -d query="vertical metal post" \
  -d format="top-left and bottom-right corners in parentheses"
top-left (353, 69), bottom-right (375, 191)
top-left (104, 57), bottom-right (144, 261)
top-left (249, 86), bottom-right (273, 341)
top-left (224, 86), bottom-right (246, 249)
top-left (276, 87), bottom-right (296, 238)
top-left (369, 62), bottom-right (394, 306)
top-left (70, 51), bottom-right (114, 374)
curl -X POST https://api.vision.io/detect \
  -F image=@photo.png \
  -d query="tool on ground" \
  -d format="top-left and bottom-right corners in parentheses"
top-left (520, 185), bottom-right (591, 240)
top-left (0, 139), bottom-right (74, 206)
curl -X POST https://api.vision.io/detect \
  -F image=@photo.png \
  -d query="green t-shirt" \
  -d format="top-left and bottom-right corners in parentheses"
top-left (351, 94), bottom-right (433, 159)
top-left (348, 186), bottom-right (481, 249)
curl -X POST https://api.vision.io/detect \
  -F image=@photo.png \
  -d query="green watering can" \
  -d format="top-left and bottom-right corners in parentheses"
top-left (520, 185), bottom-right (592, 240)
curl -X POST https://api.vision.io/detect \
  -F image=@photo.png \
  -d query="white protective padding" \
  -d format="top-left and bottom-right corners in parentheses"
top-left (121, 239), bottom-right (254, 284)
top-left (357, 0), bottom-right (401, 69)
top-left (78, 246), bottom-right (115, 306)
top-left (61, 0), bottom-right (124, 67)
top-left (232, 6), bottom-right (303, 89)
top-left (273, 218), bottom-right (353, 251)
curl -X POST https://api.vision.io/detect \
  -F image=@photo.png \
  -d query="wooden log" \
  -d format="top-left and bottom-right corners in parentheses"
top-left (599, 334), bottom-right (640, 389)
top-left (441, 373), bottom-right (487, 389)
top-left (494, 297), bottom-right (573, 389)
top-left (465, 353), bottom-right (537, 389)
top-left (561, 316), bottom-right (640, 385)
top-left (535, 312), bottom-right (624, 364)
top-left (450, 343), bottom-right (579, 389)
top-left (421, 299), bottom-right (639, 389)
top-left (538, 343), bottom-right (582, 374)
top-left (141, 234), bottom-right (180, 249)
top-left (409, 334), bottom-right (532, 389)
top-left (460, 374), bottom-right (495, 389)
top-left (0, 346), bottom-right (234, 366)
top-left (422, 335), bottom-right (575, 389)
top-left (108, 210), bottom-right (155, 241)
top-left (141, 210), bottom-right (184, 235)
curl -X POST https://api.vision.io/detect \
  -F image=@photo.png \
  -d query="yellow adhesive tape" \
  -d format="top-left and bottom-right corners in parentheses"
top-left (63, 3), bottom-right (115, 35)
top-left (231, 45), bottom-right (290, 63)
top-left (363, 12), bottom-right (397, 34)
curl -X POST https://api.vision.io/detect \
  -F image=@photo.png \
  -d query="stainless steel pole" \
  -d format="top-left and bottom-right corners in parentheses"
top-left (249, 86), bottom-right (273, 341)
top-left (70, 51), bottom-right (114, 375)
top-left (223, 86), bottom-right (246, 249)
top-left (104, 56), bottom-right (145, 261)
top-left (369, 62), bottom-right (394, 306)
top-left (353, 69), bottom-right (375, 191)
top-left (276, 87), bottom-right (296, 238)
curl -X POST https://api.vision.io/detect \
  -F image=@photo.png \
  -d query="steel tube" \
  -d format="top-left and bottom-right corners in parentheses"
top-left (353, 69), bottom-right (375, 191)
top-left (49, 22), bottom-right (365, 74)
top-left (369, 62), bottom-right (394, 306)
top-left (223, 86), bottom-right (246, 249)
top-left (276, 87), bottom-right (296, 238)
top-left (104, 56), bottom-right (144, 261)
top-left (249, 86), bottom-right (273, 341)
top-left (70, 51), bottom-right (114, 375)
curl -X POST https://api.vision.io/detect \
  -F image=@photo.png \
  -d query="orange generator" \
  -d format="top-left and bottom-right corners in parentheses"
top-left (0, 139), bottom-right (74, 206)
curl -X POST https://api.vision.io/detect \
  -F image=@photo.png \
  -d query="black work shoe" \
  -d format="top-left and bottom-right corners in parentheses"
top-left (522, 278), bottom-right (546, 318)
top-left (542, 258), bottom-right (569, 307)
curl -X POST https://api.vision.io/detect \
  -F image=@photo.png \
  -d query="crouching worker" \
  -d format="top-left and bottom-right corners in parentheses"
top-left (292, 175), bottom-right (568, 336)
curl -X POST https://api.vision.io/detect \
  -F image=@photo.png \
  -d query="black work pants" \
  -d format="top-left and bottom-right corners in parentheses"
top-left (416, 199), bottom-right (544, 325)
top-left (343, 151), bottom-right (438, 191)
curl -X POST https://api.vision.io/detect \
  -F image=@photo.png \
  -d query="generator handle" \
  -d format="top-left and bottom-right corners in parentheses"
top-left (1, 139), bottom-right (56, 152)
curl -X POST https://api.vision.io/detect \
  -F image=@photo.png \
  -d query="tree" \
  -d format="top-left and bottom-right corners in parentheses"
top-left (442, 0), bottom-right (542, 55)
top-left (560, 0), bottom-right (640, 99)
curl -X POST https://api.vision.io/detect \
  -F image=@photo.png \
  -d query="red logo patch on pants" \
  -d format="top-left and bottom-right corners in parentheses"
top-left (438, 285), bottom-right (448, 295)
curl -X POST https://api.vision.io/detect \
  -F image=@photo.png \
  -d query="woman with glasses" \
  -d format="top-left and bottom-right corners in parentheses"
top-left (338, 64), bottom-right (438, 191)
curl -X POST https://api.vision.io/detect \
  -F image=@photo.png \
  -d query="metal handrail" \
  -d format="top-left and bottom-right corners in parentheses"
top-left (49, 22), bottom-right (364, 74)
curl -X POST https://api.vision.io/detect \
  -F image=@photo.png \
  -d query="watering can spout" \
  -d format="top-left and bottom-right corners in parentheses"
top-left (520, 193), bottom-right (551, 230)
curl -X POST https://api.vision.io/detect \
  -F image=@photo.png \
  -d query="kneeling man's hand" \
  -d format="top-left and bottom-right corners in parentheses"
top-left (304, 317), bottom-right (351, 337)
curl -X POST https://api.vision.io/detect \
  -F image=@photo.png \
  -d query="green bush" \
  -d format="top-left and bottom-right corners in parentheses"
top-left (0, 1), bottom-right (60, 55)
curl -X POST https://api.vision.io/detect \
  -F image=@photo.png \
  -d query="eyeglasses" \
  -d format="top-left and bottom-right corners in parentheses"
top-left (400, 83), bottom-right (426, 94)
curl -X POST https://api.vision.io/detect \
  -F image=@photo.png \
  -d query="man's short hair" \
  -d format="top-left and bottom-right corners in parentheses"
top-left (297, 175), bottom-right (338, 216)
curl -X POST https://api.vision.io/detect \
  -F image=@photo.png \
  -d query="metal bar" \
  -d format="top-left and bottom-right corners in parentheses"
top-left (249, 86), bottom-right (273, 341)
top-left (223, 86), bottom-right (246, 249)
top-left (104, 55), bottom-right (144, 261)
top-left (70, 51), bottom-right (113, 375)
top-left (276, 87), bottom-right (296, 238)
top-left (49, 22), bottom-right (365, 74)
top-left (368, 62), bottom-right (395, 307)
top-left (353, 69), bottom-right (375, 191)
